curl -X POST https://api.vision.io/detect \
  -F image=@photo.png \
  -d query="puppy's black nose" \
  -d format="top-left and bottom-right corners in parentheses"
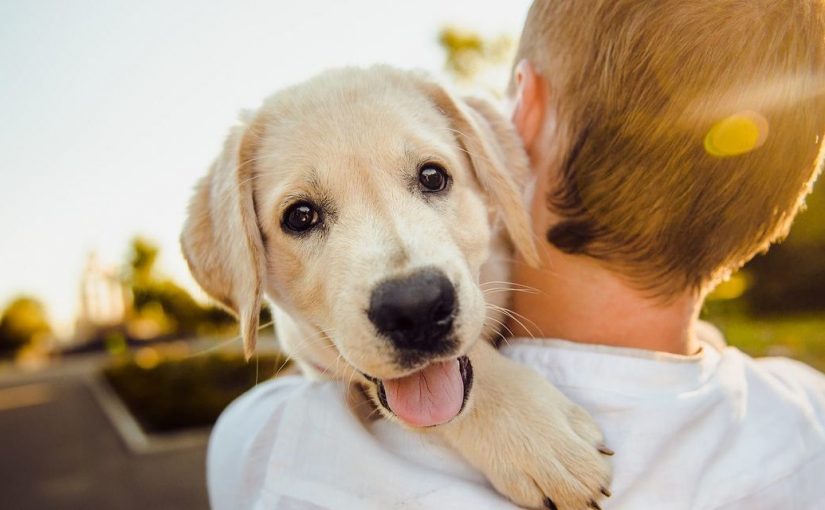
top-left (368, 269), bottom-right (456, 352)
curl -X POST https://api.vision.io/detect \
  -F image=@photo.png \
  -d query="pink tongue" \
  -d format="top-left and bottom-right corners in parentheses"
top-left (383, 359), bottom-right (464, 428)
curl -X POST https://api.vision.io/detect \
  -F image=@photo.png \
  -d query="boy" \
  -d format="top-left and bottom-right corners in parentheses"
top-left (502, 0), bottom-right (825, 507)
top-left (208, 1), bottom-right (825, 508)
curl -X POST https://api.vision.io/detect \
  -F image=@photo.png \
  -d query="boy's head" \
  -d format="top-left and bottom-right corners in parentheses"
top-left (510, 0), bottom-right (825, 297)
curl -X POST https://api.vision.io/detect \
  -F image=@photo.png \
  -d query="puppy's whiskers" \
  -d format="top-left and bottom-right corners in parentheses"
top-left (185, 320), bottom-right (276, 359)
top-left (273, 350), bottom-right (293, 378)
top-left (480, 280), bottom-right (539, 291)
top-left (483, 287), bottom-right (540, 296)
top-left (483, 313), bottom-right (515, 346)
top-left (484, 320), bottom-right (510, 347)
top-left (487, 303), bottom-right (542, 340)
top-left (344, 349), bottom-right (368, 389)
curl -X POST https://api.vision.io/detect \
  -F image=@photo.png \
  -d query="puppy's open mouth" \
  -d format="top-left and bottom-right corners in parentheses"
top-left (365, 355), bottom-right (473, 428)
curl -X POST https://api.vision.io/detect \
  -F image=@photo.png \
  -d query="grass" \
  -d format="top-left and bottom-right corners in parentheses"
top-left (702, 311), bottom-right (825, 372)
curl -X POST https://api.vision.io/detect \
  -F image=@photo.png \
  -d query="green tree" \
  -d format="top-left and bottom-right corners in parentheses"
top-left (438, 26), bottom-right (514, 89)
top-left (0, 297), bottom-right (52, 358)
top-left (124, 237), bottom-right (235, 338)
top-left (128, 236), bottom-right (159, 286)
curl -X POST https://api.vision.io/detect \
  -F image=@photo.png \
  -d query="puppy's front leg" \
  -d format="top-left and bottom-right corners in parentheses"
top-left (437, 341), bottom-right (612, 509)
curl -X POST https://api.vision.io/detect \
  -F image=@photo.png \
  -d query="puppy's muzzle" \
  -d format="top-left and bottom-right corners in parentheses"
top-left (367, 268), bottom-right (457, 354)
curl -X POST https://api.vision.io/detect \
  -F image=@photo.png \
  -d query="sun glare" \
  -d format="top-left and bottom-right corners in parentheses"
top-left (704, 111), bottom-right (769, 158)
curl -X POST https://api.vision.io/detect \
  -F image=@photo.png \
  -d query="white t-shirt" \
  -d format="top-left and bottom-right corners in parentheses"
top-left (207, 324), bottom-right (825, 510)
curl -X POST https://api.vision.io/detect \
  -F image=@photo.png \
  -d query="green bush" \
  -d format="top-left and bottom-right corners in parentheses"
top-left (0, 296), bottom-right (52, 358)
top-left (103, 352), bottom-right (290, 433)
top-left (742, 181), bottom-right (825, 315)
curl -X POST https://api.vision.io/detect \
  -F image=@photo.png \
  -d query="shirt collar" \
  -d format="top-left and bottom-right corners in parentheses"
top-left (499, 322), bottom-right (725, 395)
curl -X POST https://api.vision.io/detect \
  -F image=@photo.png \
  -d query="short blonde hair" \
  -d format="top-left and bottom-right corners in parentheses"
top-left (515, 0), bottom-right (825, 296)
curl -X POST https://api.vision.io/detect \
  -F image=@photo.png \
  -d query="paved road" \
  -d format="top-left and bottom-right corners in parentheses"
top-left (0, 360), bottom-right (209, 510)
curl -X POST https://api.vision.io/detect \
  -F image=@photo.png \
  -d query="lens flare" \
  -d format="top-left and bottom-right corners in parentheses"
top-left (704, 111), bottom-right (769, 157)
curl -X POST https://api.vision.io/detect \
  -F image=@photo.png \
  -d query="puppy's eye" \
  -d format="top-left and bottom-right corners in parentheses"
top-left (283, 202), bottom-right (321, 233)
top-left (418, 164), bottom-right (449, 192)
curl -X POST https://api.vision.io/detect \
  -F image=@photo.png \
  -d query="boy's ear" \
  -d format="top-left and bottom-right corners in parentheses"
top-left (419, 81), bottom-right (540, 267)
top-left (180, 117), bottom-right (266, 359)
top-left (511, 59), bottom-right (547, 157)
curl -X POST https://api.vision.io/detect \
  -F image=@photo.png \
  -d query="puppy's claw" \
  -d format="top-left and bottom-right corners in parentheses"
top-left (589, 501), bottom-right (602, 510)
top-left (597, 444), bottom-right (615, 456)
top-left (600, 486), bottom-right (612, 498)
top-left (544, 497), bottom-right (558, 510)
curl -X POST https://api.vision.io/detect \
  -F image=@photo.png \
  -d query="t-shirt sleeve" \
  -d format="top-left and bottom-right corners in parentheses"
top-left (207, 375), bottom-right (309, 510)
top-left (756, 356), bottom-right (825, 425)
top-left (700, 354), bottom-right (825, 509)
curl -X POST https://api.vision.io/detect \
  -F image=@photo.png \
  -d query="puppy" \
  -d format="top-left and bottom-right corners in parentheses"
top-left (182, 66), bottom-right (611, 509)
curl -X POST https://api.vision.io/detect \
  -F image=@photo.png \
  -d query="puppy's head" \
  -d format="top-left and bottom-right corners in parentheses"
top-left (182, 67), bottom-right (537, 426)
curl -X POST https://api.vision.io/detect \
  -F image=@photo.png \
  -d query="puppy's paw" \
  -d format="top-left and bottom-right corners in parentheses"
top-left (484, 399), bottom-right (613, 510)
top-left (438, 343), bottom-right (613, 509)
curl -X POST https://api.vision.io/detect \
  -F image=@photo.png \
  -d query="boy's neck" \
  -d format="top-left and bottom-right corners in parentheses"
top-left (507, 245), bottom-right (702, 356)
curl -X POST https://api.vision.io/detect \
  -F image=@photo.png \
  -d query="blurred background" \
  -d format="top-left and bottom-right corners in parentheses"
top-left (0, 1), bottom-right (823, 509)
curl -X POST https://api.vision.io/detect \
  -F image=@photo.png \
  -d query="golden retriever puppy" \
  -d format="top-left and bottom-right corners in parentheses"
top-left (182, 66), bottom-right (612, 509)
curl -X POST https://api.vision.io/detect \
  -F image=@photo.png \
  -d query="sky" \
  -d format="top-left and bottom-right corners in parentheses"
top-left (0, 0), bottom-right (533, 334)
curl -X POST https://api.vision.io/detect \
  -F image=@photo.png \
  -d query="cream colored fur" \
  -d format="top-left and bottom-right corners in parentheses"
top-left (182, 66), bottom-right (611, 509)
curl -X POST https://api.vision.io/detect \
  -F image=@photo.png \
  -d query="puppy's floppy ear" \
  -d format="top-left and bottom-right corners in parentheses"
top-left (420, 83), bottom-right (540, 267)
top-left (180, 116), bottom-right (266, 359)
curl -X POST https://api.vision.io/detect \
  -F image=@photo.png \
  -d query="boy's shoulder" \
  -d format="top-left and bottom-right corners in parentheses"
top-left (208, 375), bottom-right (514, 510)
top-left (502, 329), bottom-right (825, 509)
top-left (727, 348), bottom-right (825, 430)
top-left (752, 355), bottom-right (825, 404)
top-left (206, 375), bottom-right (347, 510)
top-left (700, 349), bottom-right (825, 509)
